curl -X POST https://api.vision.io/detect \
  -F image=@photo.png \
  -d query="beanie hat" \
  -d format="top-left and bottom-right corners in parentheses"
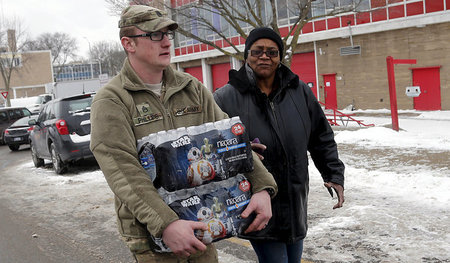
top-left (244, 27), bottom-right (284, 60)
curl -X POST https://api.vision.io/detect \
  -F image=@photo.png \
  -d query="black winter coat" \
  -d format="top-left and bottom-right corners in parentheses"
top-left (213, 63), bottom-right (345, 243)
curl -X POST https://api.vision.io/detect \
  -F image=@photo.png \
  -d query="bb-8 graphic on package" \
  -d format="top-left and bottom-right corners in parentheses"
top-left (195, 207), bottom-right (227, 244)
top-left (186, 147), bottom-right (216, 186)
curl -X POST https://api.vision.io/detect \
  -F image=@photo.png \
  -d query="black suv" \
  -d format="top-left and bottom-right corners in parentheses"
top-left (28, 93), bottom-right (95, 174)
top-left (0, 106), bottom-right (33, 144)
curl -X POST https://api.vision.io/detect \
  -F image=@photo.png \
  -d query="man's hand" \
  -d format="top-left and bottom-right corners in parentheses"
top-left (162, 220), bottom-right (207, 257)
top-left (324, 182), bottom-right (345, 209)
top-left (240, 190), bottom-right (272, 233)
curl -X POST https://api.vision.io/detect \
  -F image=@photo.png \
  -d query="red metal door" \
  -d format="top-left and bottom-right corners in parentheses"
top-left (322, 73), bottom-right (337, 109)
top-left (211, 63), bottom-right (231, 91)
top-left (412, 67), bottom-right (441, 111)
top-left (184, 66), bottom-right (203, 83)
top-left (291, 52), bottom-right (317, 97)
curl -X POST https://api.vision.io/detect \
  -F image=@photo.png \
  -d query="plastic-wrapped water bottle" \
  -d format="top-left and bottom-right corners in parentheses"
top-left (230, 116), bottom-right (240, 125)
top-left (167, 129), bottom-right (177, 142)
top-left (155, 130), bottom-right (166, 147)
top-left (148, 133), bottom-right (157, 146)
top-left (139, 142), bottom-right (157, 181)
top-left (177, 127), bottom-right (187, 137)
top-left (215, 119), bottom-right (226, 131)
top-left (186, 125), bottom-right (197, 136)
top-left (204, 122), bottom-right (214, 132)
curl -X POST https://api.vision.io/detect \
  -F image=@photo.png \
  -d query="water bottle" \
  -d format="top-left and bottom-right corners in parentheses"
top-left (139, 142), bottom-right (157, 181)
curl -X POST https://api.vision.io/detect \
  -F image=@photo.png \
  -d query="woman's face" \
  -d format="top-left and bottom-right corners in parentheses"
top-left (246, 38), bottom-right (280, 80)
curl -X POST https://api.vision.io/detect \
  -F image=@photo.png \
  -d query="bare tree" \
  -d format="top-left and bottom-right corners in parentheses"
top-left (105, 0), bottom-right (164, 15)
top-left (0, 17), bottom-right (30, 107)
top-left (105, 0), bottom-right (368, 66)
top-left (25, 32), bottom-right (78, 80)
top-left (90, 40), bottom-right (126, 77)
top-left (170, 0), bottom-right (369, 66)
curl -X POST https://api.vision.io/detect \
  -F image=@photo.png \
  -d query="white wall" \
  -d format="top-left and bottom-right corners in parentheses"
top-left (47, 79), bottom-right (101, 99)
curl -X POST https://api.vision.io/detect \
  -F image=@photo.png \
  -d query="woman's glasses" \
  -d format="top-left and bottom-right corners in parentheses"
top-left (250, 50), bottom-right (279, 58)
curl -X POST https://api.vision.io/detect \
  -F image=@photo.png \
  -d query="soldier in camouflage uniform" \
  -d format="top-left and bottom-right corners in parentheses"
top-left (90, 5), bottom-right (278, 263)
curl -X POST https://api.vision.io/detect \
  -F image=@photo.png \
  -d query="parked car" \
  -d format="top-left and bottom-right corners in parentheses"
top-left (3, 115), bottom-right (39, 151)
top-left (28, 93), bottom-right (95, 174)
top-left (10, 94), bottom-right (54, 114)
top-left (0, 107), bottom-right (33, 144)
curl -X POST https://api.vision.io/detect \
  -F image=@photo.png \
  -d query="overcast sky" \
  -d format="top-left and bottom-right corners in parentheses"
top-left (1, 0), bottom-right (120, 59)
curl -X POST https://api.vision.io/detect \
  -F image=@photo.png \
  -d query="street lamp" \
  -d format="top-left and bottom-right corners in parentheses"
top-left (83, 37), bottom-right (94, 79)
top-left (97, 59), bottom-right (102, 75)
top-left (83, 36), bottom-right (92, 59)
top-left (83, 37), bottom-right (102, 78)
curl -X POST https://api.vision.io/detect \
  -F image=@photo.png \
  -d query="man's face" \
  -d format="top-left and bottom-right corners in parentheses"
top-left (246, 38), bottom-right (280, 79)
top-left (127, 27), bottom-right (173, 70)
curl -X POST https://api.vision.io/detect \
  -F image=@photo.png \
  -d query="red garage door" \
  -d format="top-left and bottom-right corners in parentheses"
top-left (290, 52), bottom-right (317, 97)
top-left (211, 63), bottom-right (231, 91)
top-left (184, 66), bottom-right (203, 83)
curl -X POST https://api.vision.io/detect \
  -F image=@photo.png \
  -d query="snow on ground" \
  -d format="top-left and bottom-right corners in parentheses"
top-left (333, 110), bottom-right (450, 208)
top-left (337, 109), bottom-right (450, 151)
top-left (3, 109), bottom-right (450, 262)
top-left (304, 110), bottom-right (450, 262)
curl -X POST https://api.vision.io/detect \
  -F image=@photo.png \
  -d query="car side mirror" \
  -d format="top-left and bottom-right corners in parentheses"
top-left (28, 119), bottom-right (37, 126)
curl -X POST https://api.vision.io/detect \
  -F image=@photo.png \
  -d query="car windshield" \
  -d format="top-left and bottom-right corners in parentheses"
top-left (12, 116), bottom-right (37, 126)
top-left (37, 95), bottom-right (53, 104)
top-left (66, 97), bottom-right (93, 114)
top-left (36, 96), bottom-right (44, 104)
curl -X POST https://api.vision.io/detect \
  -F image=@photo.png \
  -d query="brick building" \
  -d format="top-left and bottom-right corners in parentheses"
top-left (169, 0), bottom-right (450, 110)
top-left (0, 46), bottom-right (53, 99)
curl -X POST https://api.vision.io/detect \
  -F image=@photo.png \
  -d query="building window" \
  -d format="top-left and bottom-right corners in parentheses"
top-left (312, 0), bottom-right (371, 17)
top-left (173, 0), bottom-right (375, 49)
top-left (54, 62), bottom-right (101, 82)
top-left (0, 54), bottom-right (22, 68)
top-left (277, 0), bottom-right (289, 26)
top-left (356, 0), bottom-right (370, 11)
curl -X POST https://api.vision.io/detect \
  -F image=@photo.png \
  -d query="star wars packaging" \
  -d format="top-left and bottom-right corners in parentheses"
top-left (137, 117), bottom-right (254, 191)
top-left (158, 174), bottom-right (253, 246)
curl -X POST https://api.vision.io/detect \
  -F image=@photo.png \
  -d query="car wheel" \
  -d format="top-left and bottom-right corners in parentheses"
top-left (50, 143), bottom-right (67, 174)
top-left (8, 144), bottom-right (20, 151)
top-left (31, 142), bottom-right (45, 167)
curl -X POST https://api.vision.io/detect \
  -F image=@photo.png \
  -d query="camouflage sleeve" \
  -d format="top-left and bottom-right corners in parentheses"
top-left (90, 95), bottom-right (178, 238)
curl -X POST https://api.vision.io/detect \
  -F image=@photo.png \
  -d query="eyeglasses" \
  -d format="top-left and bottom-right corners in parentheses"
top-left (127, 31), bottom-right (175, 41)
top-left (250, 49), bottom-right (279, 58)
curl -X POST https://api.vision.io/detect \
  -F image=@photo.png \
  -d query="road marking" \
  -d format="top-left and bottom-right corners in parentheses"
top-left (227, 237), bottom-right (251, 248)
top-left (225, 237), bottom-right (314, 263)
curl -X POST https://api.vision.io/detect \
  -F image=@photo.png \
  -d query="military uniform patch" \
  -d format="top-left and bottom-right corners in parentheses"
top-left (133, 113), bottom-right (163, 126)
top-left (137, 103), bottom-right (152, 116)
top-left (173, 105), bottom-right (202, 116)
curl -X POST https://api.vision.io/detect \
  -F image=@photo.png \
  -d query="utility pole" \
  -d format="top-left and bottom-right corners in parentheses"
top-left (83, 37), bottom-right (94, 79)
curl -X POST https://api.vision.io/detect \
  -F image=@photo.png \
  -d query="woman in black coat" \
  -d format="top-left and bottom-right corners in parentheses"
top-left (213, 27), bottom-right (345, 263)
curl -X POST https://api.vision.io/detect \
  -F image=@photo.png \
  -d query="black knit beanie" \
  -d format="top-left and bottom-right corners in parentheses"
top-left (244, 27), bottom-right (284, 60)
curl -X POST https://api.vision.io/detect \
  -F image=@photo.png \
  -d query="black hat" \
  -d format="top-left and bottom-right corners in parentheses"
top-left (244, 27), bottom-right (284, 60)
